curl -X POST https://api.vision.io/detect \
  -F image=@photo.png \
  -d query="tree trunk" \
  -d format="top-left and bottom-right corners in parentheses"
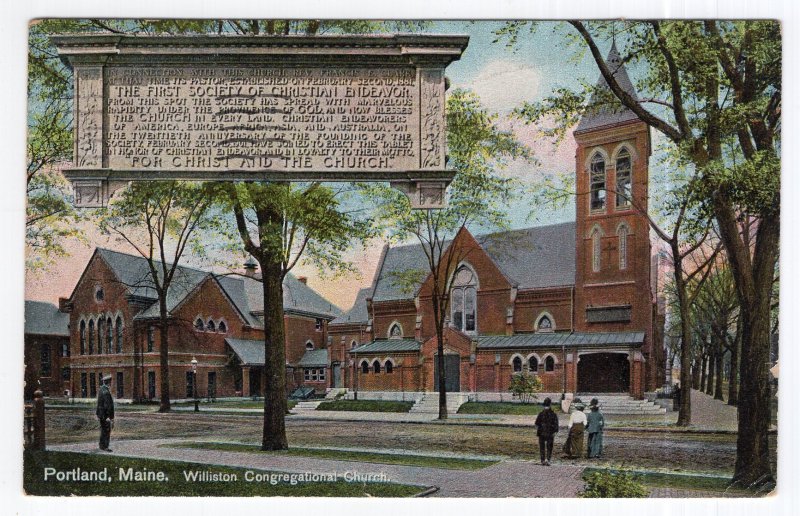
top-left (260, 255), bottom-right (288, 450)
top-left (705, 353), bottom-right (715, 396)
top-left (435, 299), bottom-right (448, 420)
top-left (691, 358), bottom-right (701, 390)
top-left (700, 355), bottom-right (707, 393)
top-left (714, 347), bottom-right (725, 401)
top-left (673, 248), bottom-right (693, 426)
top-left (728, 325), bottom-right (741, 406)
top-left (712, 195), bottom-right (779, 487)
top-left (158, 301), bottom-right (171, 412)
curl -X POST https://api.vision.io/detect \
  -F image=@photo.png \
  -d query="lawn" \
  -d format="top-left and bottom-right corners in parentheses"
top-left (457, 401), bottom-right (559, 415)
top-left (168, 441), bottom-right (498, 470)
top-left (173, 400), bottom-right (298, 410)
top-left (316, 400), bottom-right (414, 412)
top-left (23, 450), bottom-right (425, 497)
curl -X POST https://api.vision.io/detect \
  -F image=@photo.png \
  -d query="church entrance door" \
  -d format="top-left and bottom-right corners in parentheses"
top-left (434, 354), bottom-right (460, 392)
top-left (577, 352), bottom-right (630, 393)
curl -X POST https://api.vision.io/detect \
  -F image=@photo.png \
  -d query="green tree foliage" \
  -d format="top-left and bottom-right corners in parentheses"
top-left (496, 20), bottom-right (780, 487)
top-left (366, 89), bottom-right (531, 419)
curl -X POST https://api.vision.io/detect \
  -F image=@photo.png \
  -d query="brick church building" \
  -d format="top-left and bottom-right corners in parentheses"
top-left (58, 249), bottom-right (339, 401)
top-left (329, 44), bottom-right (666, 399)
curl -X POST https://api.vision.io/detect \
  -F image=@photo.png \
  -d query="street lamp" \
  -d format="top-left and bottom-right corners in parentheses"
top-left (191, 356), bottom-right (199, 412)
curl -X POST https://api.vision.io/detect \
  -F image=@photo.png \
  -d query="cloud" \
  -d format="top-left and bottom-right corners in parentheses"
top-left (464, 59), bottom-right (542, 114)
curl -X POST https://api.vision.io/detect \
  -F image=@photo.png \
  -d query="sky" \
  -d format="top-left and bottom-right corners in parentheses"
top-left (25, 21), bottom-right (661, 311)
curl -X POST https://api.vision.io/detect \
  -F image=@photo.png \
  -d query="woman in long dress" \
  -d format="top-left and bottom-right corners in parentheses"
top-left (586, 398), bottom-right (605, 458)
top-left (563, 402), bottom-right (586, 458)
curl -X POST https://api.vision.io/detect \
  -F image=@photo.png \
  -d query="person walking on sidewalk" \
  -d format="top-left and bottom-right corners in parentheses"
top-left (563, 401), bottom-right (586, 459)
top-left (96, 374), bottom-right (115, 452)
top-left (586, 398), bottom-right (605, 458)
top-left (534, 397), bottom-right (559, 466)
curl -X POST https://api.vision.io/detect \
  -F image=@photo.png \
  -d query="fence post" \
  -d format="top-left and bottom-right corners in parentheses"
top-left (33, 389), bottom-right (45, 451)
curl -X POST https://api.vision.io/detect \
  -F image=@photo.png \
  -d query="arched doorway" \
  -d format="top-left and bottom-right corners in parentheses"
top-left (577, 352), bottom-right (630, 393)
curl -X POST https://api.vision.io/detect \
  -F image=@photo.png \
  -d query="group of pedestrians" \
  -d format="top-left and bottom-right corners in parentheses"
top-left (533, 397), bottom-right (605, 465)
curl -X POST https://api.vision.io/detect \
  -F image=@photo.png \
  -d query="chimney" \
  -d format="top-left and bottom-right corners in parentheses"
top-left (243, 256), bottom-right (258, 278)
top-left (298, 276), bottom-right (308, 285)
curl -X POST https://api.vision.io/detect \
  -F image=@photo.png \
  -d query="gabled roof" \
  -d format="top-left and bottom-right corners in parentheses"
top-left (350, 339), bottom-right (421, 354)
top-left (24, 301), bottom-right (69, 337)
top-left (80, 248), bottom-right (339, 325)
top-left (331, 287), bottom-right (371, 325)
top-left (369, 222), bottom-right (576, 303)
top-left (225, 338), bottom-right (264, 366)
top-left (575, 41), bottom-right (641, 134)
top-left (297, 349), bottom-right (329, 368)
top-left (477, 331), bottom-right (645, 349)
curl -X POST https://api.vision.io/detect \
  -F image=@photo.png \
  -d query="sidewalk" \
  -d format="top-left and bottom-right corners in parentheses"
top-left (51, 438), bottom-right (586, 497)
top-left (173, 401), bottom-right (741, 434)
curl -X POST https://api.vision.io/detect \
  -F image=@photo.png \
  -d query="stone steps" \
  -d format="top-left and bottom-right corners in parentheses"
top-left (409, 393), bottom-right (469, 414)
top-left (572, 395), bottom-right (666, 415)
top-left (292, 400), bottom-right (323, 412)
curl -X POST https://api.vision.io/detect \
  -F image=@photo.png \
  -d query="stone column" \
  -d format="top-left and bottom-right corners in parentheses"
top-left (630, 351), bottom-right (644, 399)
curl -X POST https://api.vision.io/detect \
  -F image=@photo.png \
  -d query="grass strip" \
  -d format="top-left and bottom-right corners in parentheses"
top-left (170, 441), bottom-right (498, 470)
top-left (457, 401), bottom-right (559, 415)
top-left (581, 467), bottom-right (760, 494)
top-left (316, 400), bottom-right (414, 413)
top-left (24, 450), bottom-right (423, 497)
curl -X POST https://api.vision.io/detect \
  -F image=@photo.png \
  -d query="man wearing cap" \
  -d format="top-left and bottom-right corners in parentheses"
top-left (534, 397), bottom-right (559, 466)
top-left (96, 374), bottom-right (115, 452)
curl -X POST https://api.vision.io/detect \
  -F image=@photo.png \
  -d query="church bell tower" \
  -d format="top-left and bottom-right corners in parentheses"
top-left (572, 42), bottom-right (658, 392)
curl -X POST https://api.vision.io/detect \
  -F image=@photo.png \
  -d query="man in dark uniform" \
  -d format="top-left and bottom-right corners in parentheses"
top-left (96, 374), bottom-right (115, 452)
top-left (534, 397), bottom-right (559, 466)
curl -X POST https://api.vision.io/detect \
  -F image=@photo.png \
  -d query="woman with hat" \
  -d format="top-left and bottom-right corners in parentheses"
top-left (562, 399), bottom-right (586, 459)
top-left (586, 398), bottom-right (605, 458)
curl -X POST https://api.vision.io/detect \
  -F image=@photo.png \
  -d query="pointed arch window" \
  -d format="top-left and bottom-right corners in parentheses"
top-left (115, 316), bottom-right (123, 353)
top-left (528, 356), bottom-right (539, 373)
top-left (305, 341), bottom-right (314, 351)
top-left (372, 360), bottom-right (381, 374)
top-left (591, 226), bottom-right (603, 273)
top-left (218, 321), bottom-right (227, 333)
top-left (79, 320), bottom-right (86, 355)
top-left (590, 152), bottom-right (606, 211)
top-left (206, 319), bottom-right (216, 332)
top-left (97, 318), bottom-right (104, 354)
top-left (617, 223), bottom-right (629, 270)
top-left (361, 360), bottom-right (369, 374)
top-left (615, 148), bottom-right (632, 208)
top-left (388, 323), bottom-right (403, 339)
top-left (512, 356), bottom-right (522, 373)
top-left (106, 316), bottom-right (113, 353)
top-left (195, 318), bottom-right (204, 331)
top-left (545, 356), bottom-right (555, 372)
top-left (385, 360), bottom-right (394, 374)
top-left (451, 265), bottom-right (477, 334)
top-left (88, 319), bottom-right (95, 354)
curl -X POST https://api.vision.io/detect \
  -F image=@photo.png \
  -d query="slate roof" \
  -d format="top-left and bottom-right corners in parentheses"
top-left (370, 222), bottom-right (576, 302)
top-left (89, 248), bottom-right (339, 325)
top-left (477, 331), bottom-right (645, 349)
top-left (24, 301), bottom-right (69, 337)
top-left (297, 349), bottom-right (329, 367)
top-left (225, 338), bottom-right (264, 365)
top-left (330, 287), bottom-right (371, 325)
top-left (575, 41), bottom-right (641, 133)
top-left (350, 339), bottom-right (422, 354)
